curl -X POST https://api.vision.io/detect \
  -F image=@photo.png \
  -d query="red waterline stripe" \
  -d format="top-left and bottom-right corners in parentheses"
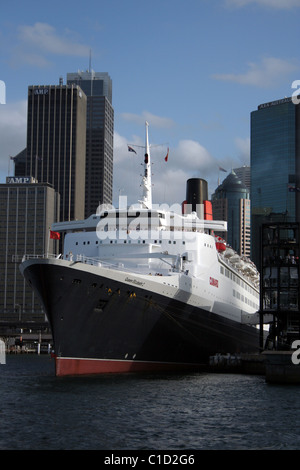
top-left (55, 357), bottom-right (202, 376)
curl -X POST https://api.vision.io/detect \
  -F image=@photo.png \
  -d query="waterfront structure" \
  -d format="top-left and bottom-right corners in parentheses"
top-left (211, 170), bottom-right (251, 257)
top-left (15, 83), bottom-right (87, 222)
top-left (250, 97), bottom-right (300, 269)
top-left (0, 177), bottom-right (59, 322)
top-left (260, 222), bottom-right (300, 351)
top-left (67, 71), bottom-right (114, 217)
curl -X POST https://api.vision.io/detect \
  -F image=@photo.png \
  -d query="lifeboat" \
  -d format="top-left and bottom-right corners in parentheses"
top-left (215, 236), bottom-right (226, 252)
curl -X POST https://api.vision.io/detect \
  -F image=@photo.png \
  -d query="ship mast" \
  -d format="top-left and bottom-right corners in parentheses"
top-left (140, 121), bottom-right (152, 209)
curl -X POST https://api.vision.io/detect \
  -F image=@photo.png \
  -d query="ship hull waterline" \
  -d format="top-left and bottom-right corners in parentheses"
top-left (20, 258), bottom-right (261, 377)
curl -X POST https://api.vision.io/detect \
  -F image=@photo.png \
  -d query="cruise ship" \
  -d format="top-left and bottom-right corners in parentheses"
top-left (20, 122), bottom-right (260, 376)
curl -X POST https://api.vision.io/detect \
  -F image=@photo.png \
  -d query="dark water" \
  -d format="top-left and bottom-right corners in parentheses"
top-left (1, 354), bottom-right (300, 451)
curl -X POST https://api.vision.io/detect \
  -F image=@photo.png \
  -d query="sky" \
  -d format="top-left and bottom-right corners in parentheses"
top-left (0, 0), bottom-right (300, 209)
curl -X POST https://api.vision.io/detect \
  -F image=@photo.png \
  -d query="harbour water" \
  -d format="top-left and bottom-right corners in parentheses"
top-left (1, 354), bottom-right (300, 451)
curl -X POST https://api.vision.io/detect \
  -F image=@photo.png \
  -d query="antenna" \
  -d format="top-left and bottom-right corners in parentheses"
top-left (89, 49), bottom-right (93, 96)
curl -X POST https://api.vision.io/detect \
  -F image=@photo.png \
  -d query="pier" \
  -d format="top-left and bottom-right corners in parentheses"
top-left (0, 321), bottom-right (53, 354)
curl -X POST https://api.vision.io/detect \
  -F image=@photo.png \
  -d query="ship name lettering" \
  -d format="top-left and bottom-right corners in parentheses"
top-left (125, 277), bottom-right (145, 287)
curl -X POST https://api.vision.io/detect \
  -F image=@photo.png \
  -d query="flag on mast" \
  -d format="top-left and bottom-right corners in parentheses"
top-left (128, 145), bottom-right (137, 154)
top-left (165, 147), bottom-right (169, 162)
top-left (50, 230), bottom-right (60, 240)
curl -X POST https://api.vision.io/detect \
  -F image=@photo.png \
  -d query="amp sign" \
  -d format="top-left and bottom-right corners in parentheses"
top-left (6, 177), bottom-right (36, 184)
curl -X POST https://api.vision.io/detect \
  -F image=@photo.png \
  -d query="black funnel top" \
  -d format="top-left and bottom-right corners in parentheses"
top-left (186, 178), bottom-right (208, 212)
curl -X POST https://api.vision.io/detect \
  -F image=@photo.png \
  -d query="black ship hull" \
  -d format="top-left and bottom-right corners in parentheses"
top-left (21, 259), bottom-right (261, 376)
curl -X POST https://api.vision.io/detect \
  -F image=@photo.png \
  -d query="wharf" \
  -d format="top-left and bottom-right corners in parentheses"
top-left (209, 352), bottom-right (266, 375)
top-left (1, 332), bottom-right (53, 354)
top-left (209, 351), bottom-right (300, 384)
top-left (262, 351), bottom-right (300, 384)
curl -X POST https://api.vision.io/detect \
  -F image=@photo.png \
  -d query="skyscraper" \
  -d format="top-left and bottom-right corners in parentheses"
top-left (0, 177), bottom-right (59, 321)
top-left (250, 96), bottom-right (300, 267)
top-left (15, 83), bottom-right (87, 222)
top-left (67, 71), bottom-right (114, 217)
top-left (212, 170), bottom-right (251, 256)
top-left (234, 165), bottom-right (250, 192)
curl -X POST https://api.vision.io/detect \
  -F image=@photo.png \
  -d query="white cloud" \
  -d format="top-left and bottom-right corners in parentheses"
top-left (235, 137), bottom-right (250, 164)
top-left (212, 57), bottom-right (299, 88)
top-left (225, 0), bottom-right (300, 8)
top-left (19, 23), bottom-right (90, 56)
top-left (120, 111), bottom-right (175, 129)
top-left (113, 132), bottom-right (220, 206)
top-left (11, 22), bottom-right (90, 67)
top-left (0, 100), bottom-right (27, 179)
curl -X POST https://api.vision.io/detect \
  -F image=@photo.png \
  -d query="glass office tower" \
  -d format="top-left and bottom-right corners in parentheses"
top-left (15, 84), bottom-right (87, 222)
top-left (0, 178), bottom-right (59, 321)
top-left (212, 170), bottom-right (251, 256)
top-left (67, 71), bottom-right (114, 217)
top-left (250, 97), bottom-right (300, 268)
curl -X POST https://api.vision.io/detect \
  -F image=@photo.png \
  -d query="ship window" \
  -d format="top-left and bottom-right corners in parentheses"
top-left (76, 242), bottom-right (78, 245)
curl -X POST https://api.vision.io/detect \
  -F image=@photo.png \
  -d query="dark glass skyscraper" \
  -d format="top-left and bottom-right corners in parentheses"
top-left (250, 97), bottom-right (300, 268)
top-left (0, 178), bottom-right (59, 320)
top-left (67, 71), bottom-right (114, 217)
top-left (15, 84), bottom-right (87, 222)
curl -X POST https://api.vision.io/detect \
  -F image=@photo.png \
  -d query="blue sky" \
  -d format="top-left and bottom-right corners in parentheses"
top-left (0, 0), bottom-right (300, 207)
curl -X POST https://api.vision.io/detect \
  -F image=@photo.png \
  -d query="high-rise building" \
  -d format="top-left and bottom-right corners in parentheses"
top-left (15, 84), bottom-right (87, 222)
top-left (67, 71), bottom-right (114, 217)
top-left (234, 165), bottom-right (250, 192)
top-left (0, 177), bottom-right (59, 321)
top-left (250, 96), bottom-right (300, 268)
top-left (212, 170), bottom-right (251, 256)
